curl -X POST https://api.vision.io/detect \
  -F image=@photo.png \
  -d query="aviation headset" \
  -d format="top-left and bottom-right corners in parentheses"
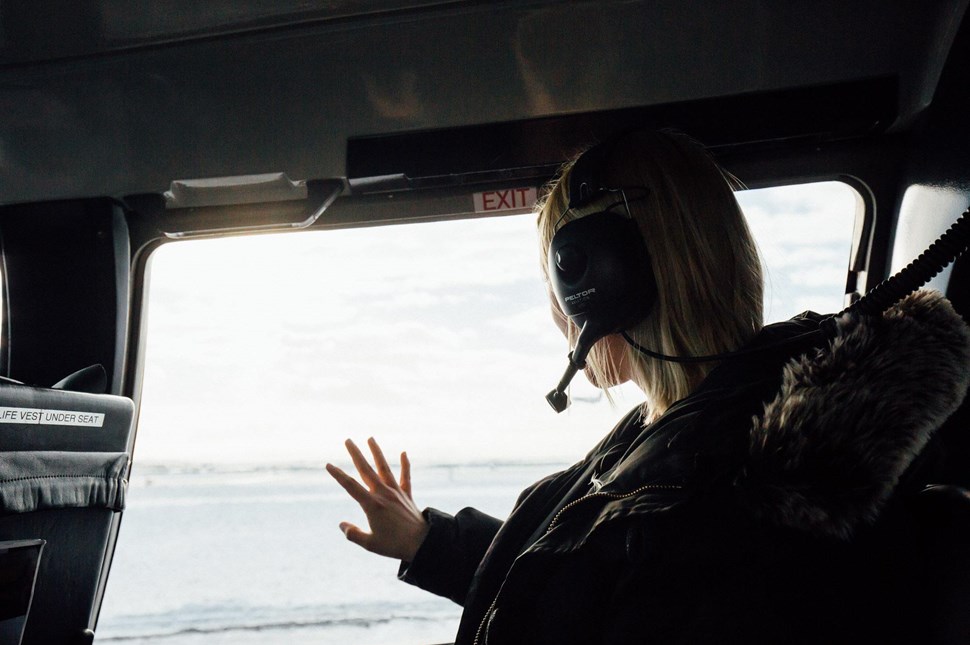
top-left (545, 134), bottom-right (970, 412)
top-left (545, 136), bottom-right (658, 412)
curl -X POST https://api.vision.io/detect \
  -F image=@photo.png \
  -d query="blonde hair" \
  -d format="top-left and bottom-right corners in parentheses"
top-left (537, 130), bottom-right (763, 422)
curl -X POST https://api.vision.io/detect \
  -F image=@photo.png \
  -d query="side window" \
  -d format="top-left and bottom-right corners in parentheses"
top-left (98, 181), bottom-right (859, 643)
top-left (737, 181), bottom-right (859, 321)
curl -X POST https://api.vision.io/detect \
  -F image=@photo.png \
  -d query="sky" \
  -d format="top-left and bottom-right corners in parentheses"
top-left (133, 181), bottom-right (857, 467)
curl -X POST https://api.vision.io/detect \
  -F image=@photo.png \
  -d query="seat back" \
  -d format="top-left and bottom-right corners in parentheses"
top-left (0, 380), bottom-right (133, 645)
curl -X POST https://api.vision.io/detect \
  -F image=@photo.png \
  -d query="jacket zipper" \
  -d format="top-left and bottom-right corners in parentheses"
top-left (544, 483), bottom-right (683, 534)
top-left (472, 483), bottom-right (682, 645)
top-left (473, 595), bottom-right (499, 645)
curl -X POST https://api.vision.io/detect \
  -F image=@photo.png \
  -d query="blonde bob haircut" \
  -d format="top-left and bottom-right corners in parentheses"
top-left (537, 130), bottom-right (764, 422)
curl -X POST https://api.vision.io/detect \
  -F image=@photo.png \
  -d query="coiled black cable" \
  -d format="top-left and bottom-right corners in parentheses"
top-left (623, 207), bottom-right (970, 360)
top-left (836, 208), bottom-right (970, 319)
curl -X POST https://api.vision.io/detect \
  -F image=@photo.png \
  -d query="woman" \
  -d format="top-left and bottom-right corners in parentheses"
top-left (326, 130), bottom-right (970, 644)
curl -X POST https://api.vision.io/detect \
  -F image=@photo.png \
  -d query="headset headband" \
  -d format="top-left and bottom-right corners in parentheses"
top-left (568, 139), bottom-right (617, 209)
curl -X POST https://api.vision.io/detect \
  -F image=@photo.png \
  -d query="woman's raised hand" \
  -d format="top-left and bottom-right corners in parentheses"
top-left (326, 437), bottom-right (429, 562)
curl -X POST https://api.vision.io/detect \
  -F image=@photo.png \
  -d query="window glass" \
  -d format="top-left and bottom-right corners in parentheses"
top-left (738, 181), bottom-right (860, 320)
top-left (98, 181), bottom-right (858, 644)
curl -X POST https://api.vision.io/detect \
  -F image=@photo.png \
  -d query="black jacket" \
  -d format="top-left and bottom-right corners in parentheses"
top-left (400, 291), bottom-right (970, 644)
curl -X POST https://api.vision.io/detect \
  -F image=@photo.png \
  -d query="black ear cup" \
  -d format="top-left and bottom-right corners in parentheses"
top-left (545, 211), bottom-right (656, 413)
top-left (549, 212), bottom-right (657, 342)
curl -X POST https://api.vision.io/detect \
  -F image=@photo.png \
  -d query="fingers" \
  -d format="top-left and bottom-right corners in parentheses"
top-left (326, 463), bottom-right (371, 507)
top-left (328, 440), bottom-right (422, 561)
top-left (368, 437), bottom-right (396, 485)
top-left (400, 451), bottom-right (412, 498)
top-left (339, 522), bottom-right (373, 551)
top-left (333, 437), bottom-right (411, 501)
top-left (345, 438), bottom-right (381, 489)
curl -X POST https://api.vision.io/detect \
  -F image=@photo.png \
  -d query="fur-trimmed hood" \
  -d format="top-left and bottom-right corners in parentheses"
top-left (736, 290), bottom-right (970, 540)
top-left (537, 290), bottom-right (969, 553)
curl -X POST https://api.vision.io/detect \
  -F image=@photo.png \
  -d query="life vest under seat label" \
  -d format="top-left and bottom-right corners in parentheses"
top-left (0, 407), bottom-right (105, 428)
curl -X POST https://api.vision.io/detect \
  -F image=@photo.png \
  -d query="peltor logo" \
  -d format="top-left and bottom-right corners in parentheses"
top-left (565, 288), bottom-right (596, 302)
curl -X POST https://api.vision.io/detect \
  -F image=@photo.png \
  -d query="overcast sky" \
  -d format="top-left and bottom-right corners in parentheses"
top-left (133, 181), bottom-right (857, 466)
